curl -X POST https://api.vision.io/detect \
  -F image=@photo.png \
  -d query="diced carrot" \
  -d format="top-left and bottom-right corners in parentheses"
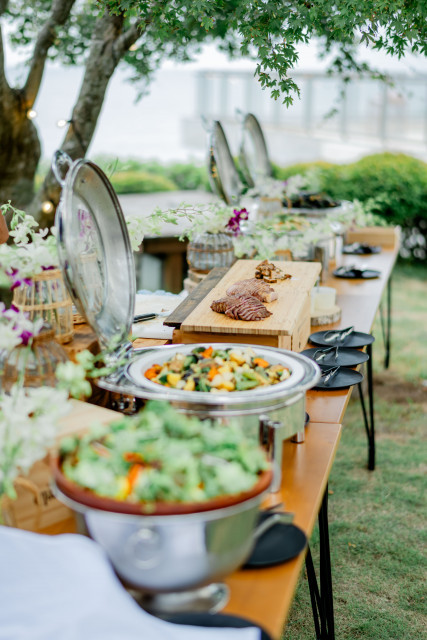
top-left (253, 357), bottom-right (270, 368)
top-left (127, 464), bottom-right (143, 491)
top-left (144, 364), bottom-right (161, 379)
top-left (123, 452), bottom-right (144, 463)
top-left (208, 366), bottom-right (219, 381)
top-left (201, 346), bottom-right (213, 358)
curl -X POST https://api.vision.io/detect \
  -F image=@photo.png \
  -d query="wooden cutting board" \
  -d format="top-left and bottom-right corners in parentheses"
top-left (179, 260), bottom-right (321, 350)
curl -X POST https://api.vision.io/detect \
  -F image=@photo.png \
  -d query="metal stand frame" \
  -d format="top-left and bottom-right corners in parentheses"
top-left (358, 343), bottom-right (375, 471)
top-left (305, 487), bottom-right (335, 639)
top-left (379, 277), bottom-right (392, 369)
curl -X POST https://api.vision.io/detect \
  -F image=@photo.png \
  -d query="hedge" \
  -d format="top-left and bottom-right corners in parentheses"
top-left (109, 170), bottom-right (177, 194)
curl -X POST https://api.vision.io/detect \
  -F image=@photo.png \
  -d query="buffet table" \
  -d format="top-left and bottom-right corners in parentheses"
top-left (32, 232), bottom-right (398, 640)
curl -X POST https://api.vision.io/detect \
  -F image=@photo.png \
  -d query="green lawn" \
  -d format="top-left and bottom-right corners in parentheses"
top-left (284, 263), bottom-right (427, 640)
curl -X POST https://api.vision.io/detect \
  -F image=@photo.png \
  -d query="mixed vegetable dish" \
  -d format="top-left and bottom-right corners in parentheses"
top-left (143, 346), bottom-right (292, 393)
top-left (59, 401), bottom-right (269, 505)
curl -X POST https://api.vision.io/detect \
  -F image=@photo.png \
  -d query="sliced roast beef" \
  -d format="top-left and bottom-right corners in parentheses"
top-left (211, 294), bottom-right (272, 321)
top-left (226, 278), bottom-right (278, 303)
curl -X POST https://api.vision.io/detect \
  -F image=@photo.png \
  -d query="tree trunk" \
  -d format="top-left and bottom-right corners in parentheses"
top-left (32, 11), bottom-right (142, 228)
top-left (0, 91), bottom-right (41, 207)
top-left (0, 0), bottom-right (77, 208)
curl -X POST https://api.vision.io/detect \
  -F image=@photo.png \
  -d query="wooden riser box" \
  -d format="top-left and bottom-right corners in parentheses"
top-left (175, 260), bottom-right (320, 352)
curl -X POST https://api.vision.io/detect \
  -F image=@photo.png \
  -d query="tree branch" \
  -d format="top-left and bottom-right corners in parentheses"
top-left (23, 0), bottom-right (77, 107)
top-left (113, 17), bottom-right (144, 56)
top-left (0, 22), bottom-right (11, 97)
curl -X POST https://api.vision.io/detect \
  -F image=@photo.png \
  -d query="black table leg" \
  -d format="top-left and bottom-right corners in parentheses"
top-left (366, 343), bottom-right (375, 470)
top-left (305, 487), bottom-right (335, 639)
top-left (358, 344), bottom-right (376, 471)
top-left (318, 488), bottom-right (335, 640)
top-left (379, 276), bottom-right (392, 369)
top-left (305, 547), bottom-right (322, 639)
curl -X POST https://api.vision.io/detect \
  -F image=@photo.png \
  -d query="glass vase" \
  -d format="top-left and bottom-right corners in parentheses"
top-left (187, 231), bottom-right (236, 273)
top-left (0, 324), bottom-right (69, 392)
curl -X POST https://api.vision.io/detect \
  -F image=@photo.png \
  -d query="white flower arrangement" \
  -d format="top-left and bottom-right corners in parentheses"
top-left (0, 384), bottom-right (70, 498)
top-left (246, 177), bottom-right (287, 200)
top-left (245, 169), bottom-right (323, 201)
top-left (0, 303), bottom-right (44, 353)
top-left (144, 202), bottom-right (250, 242)
top-left (0, 203), bottom-right (59, 289)
top-left (233, 200), bottom-right (379, 260)
top-left (0, 305), bottom-right (73, 499)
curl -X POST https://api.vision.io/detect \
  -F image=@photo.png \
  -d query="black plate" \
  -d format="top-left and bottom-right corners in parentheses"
top-left (343, 243), bottom-right (381, 255)
top-left (301, 347), bottom-right (369, 367)
top-left (333, 267), bottom-right (381, 279)
top-left (162, 613), bottom-right (272, 640)
top-left (309, 330), bottom-right (375, 349)
top-left (244, 512), bottom-right (307, 568)
top-left (313, 365), bottom-right (364, 391)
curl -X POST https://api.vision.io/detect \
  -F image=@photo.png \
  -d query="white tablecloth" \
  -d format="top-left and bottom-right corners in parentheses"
top-left (0, 526), bottom-right (259, 640)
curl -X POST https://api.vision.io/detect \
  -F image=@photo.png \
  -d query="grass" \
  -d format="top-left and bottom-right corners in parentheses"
top-left (284, 263), bottom-right (427, 640)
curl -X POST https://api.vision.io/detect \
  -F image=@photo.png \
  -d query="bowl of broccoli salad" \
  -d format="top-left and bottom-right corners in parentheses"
top-left (53, 400), bottom-right (271, 516)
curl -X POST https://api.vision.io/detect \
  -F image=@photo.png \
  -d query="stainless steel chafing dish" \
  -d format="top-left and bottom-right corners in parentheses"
top-left (119, 343), bottom-right (319, 442)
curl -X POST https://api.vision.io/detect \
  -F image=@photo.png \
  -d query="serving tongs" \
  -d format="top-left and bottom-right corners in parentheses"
top-left (133, 311), bottom-right (171, 323)
top-left (253, 511), bottom-right (294, 541)
top-left (313, 345), bottom-right (339, 362)
top-left (334, 264), bottom-right (371, 277)
top-left (320, 366), bottom-right (340, 386)
top-left (323, 325), bottom-right (354, 344)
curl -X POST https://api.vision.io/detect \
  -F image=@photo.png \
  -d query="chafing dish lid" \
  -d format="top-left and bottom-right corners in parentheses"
top-left (54, 152), bottom-right (135, 348)
top-left (208, 121), bottom-right (243, 205)
top-left (239, 113), bottom-right (272, 188)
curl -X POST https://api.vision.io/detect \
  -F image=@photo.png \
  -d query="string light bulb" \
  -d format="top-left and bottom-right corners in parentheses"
top-left (27, 109), bottom-right (37, 120)
top-left (129, 43), bottom-right (138, 51)
top-left (41, 201), bottom-right (54, 214)
top-left (57, 119), bottom-right (68, 128)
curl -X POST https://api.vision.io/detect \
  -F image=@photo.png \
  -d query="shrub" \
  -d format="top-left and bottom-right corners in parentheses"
top-left (94, 156), bottom-right (211, 192)
top-left (272, 160), bottom-right (335, 181)
top-left (166, 163), bottom-right (211, 191)
top-left (110, 170), bottom-right (177, 194)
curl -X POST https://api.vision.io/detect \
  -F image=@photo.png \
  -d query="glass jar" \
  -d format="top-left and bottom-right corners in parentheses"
top-left (187, 231), bottom-right (236, 273)
top-left (0, 324), bottom-right (69, 392)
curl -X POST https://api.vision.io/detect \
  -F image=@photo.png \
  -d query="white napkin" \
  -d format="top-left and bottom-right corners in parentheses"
top-left (0, 527), bottom-right (260, 640)
top-left (132, 290), bottom-right (187, 340)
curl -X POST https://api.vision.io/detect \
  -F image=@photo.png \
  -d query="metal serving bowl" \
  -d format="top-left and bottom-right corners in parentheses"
top-left (118, 344), bottom-right (320, 441)
top-left (52, 464), bottom-right (272, 593)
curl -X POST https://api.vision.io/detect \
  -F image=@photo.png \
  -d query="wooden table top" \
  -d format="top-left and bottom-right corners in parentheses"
top-left (224, 421), bottom-right (342, 639)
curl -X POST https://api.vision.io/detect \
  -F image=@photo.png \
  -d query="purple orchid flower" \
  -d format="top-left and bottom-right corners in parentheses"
top-left (19, 329), bottom-right (34, 346)
top-left (6, 267), bottom-right (32, 290)
top-left (226, 208), bottom-right (249, 237)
